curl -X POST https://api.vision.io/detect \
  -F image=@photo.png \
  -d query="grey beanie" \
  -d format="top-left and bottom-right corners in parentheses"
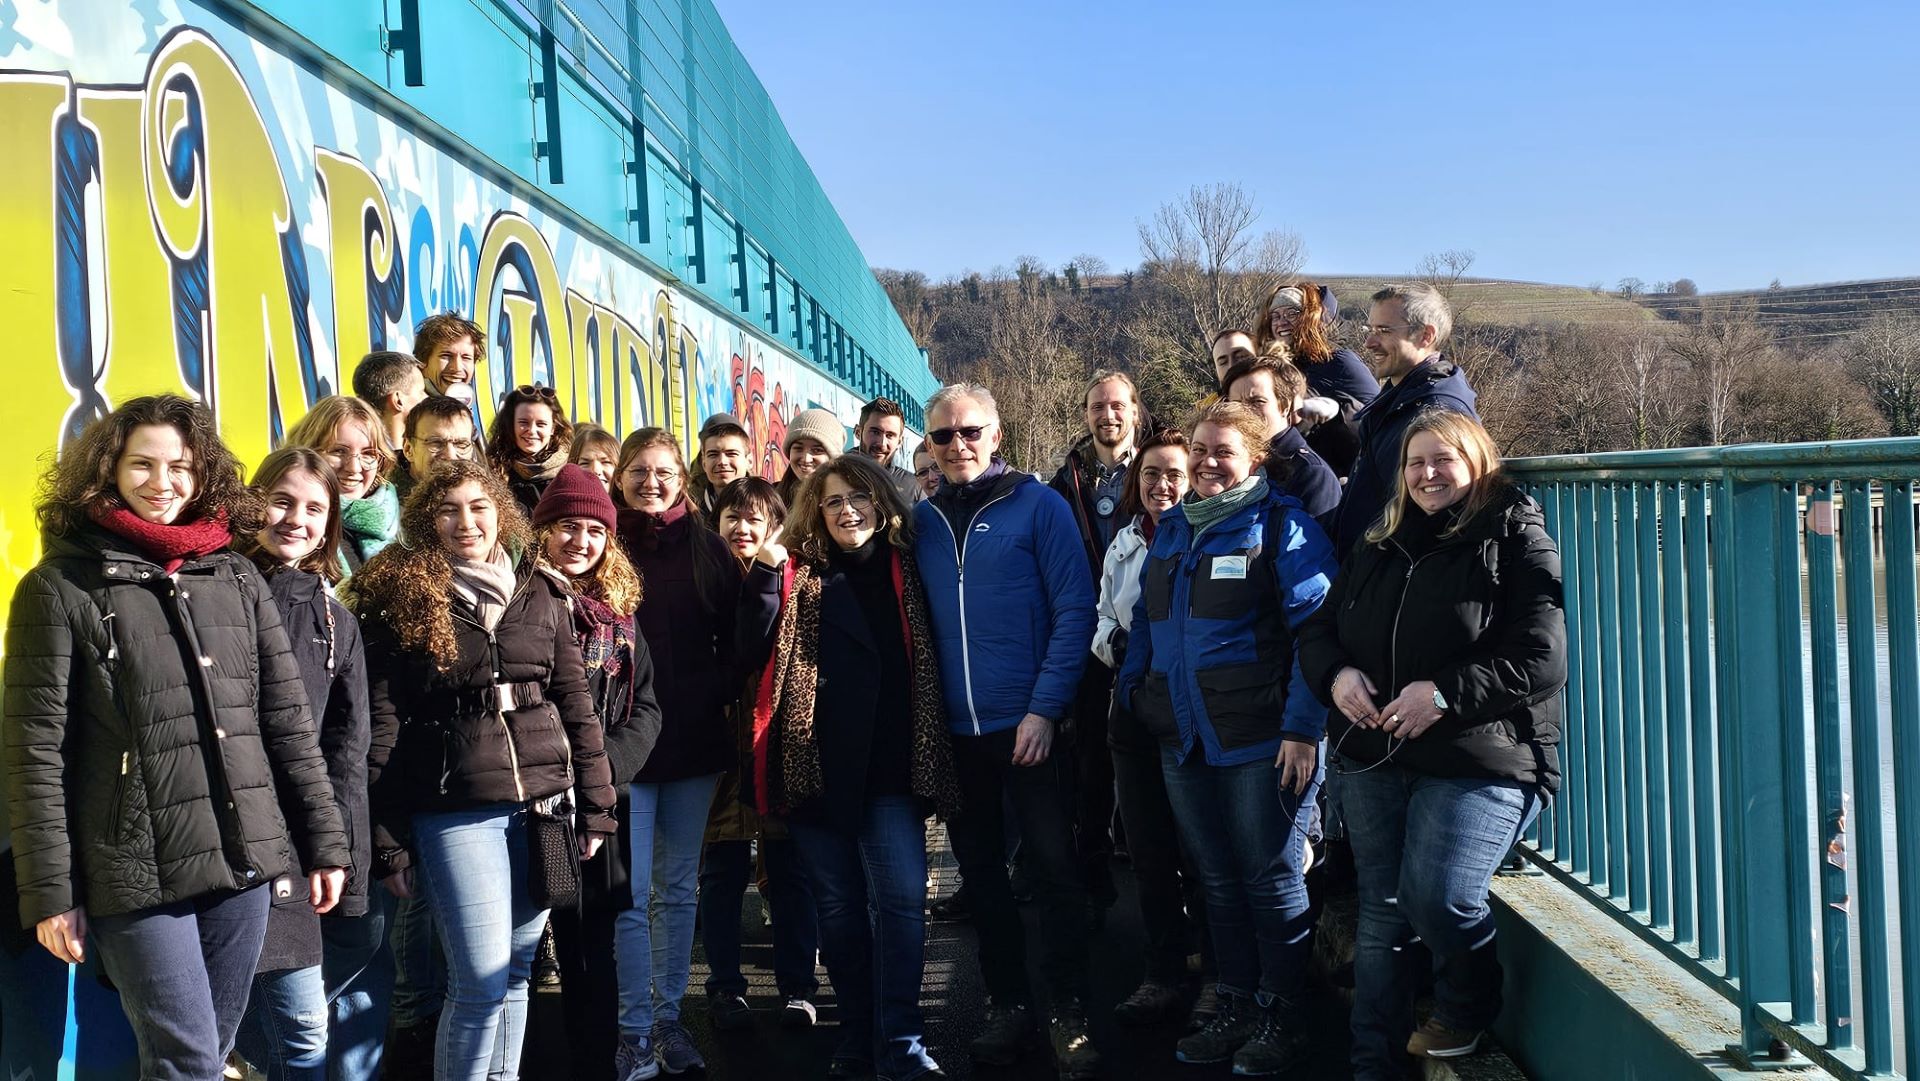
top-left (783, 408), bottom-right (846, 458)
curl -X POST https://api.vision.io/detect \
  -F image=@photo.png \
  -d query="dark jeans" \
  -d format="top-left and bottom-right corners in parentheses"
top-left (1160, 746), bottom-right (1320, 1004)
top-left (1111, 741), bottom-right (1207, 984)
top-left (551, 899), bottom-right (620, 1081)
top-left (1071, 660), bottom-right (1117, 893)
top-left (790, 798), bottom-right (939, 1080)
top-left (947, 725), bottom-right (1090, 1006)
top-left (699, 837), bottom-right (821, 999)
top-left (91, 886), bottom-right (272, 1081)
top-left (1339, 763), bottom-right (1540, 1080)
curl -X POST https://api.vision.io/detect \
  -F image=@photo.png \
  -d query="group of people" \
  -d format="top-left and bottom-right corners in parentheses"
top-left (1, 279), bottom-right (1567, 1081)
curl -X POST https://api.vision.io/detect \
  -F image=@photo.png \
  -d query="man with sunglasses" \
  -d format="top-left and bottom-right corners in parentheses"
top-left (911, 384), bottom-right (1103, 1080)
top-left (1331, 282), bottom-right (1478, 556)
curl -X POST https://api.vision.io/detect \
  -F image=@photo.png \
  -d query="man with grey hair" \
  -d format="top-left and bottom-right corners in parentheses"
top-left (1331, 282), bottom-right (1478, 554)
top-left (913, 383), bottom-right (1103, 1078)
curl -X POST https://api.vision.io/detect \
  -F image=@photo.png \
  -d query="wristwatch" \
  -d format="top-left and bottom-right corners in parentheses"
top-left (1432, 688), bottom-right (1449, 713)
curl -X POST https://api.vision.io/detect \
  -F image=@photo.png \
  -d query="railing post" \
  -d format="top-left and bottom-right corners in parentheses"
top-left (1721, 472), bottom-right (1794, 1064)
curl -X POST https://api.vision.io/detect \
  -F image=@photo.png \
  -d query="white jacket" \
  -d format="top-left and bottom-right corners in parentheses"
top-left (1092, 517), bottom-right (1152, 669)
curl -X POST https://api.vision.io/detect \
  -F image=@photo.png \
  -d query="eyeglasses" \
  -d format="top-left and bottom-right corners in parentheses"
top-left (821, 492), bottom-right (875, 514)
top-left (417, 437), bottom-right (474, 455)
top-left (325, 448), bottom-right (381, 470)
top-left (1360, 323), bottom-right (1419, 336)
top-left (928, 423), bottom-right (993, 446)
top-left (914, 465), bottom-right (940, 479)
top-left (625, 466), bottom-right (680, 482)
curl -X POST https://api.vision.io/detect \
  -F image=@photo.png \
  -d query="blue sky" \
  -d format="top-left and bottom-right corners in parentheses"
top-left (714, 0), bottom-right (1917, 293)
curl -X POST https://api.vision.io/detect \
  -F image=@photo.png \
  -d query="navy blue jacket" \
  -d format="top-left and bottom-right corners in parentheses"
top-left (1332, 356), bottom-right (1477, 555)
top-left (1114, 484), bottom-right (1336, 767)
top-left (1301, 348), bottom-right (1379, 478)
top-left (913, 468), bottom-right (1096, 737)
top-left (1264, 427), bottom-right (1341, 536)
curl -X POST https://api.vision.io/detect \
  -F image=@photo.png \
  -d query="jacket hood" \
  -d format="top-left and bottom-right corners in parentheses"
top-left (1398, 356), bottom-right (1479, 415)
top-left (43, 524), bottom-right (231, 572)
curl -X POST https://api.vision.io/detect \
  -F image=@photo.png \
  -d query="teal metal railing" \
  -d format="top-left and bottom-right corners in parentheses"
top-left (1506, 439), bottom-right (1920, 1079)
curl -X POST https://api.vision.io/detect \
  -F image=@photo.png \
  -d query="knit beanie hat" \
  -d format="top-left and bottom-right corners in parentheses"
top-left (783, 409), bottom-right (846, 459)
top-left (532, 463), bottom-right (617, 529)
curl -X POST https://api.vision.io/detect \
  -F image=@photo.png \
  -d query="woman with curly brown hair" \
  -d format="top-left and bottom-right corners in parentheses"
top-left (487, 384), bottom-right (576, 517)
top-left (3, 394), bottom-right (349, 1081)
top-left (528, 464), bottom-right (665, 1079)
top-left (350, 460), bottom-right (617, 1081)
top-left (1254, 282), bottom-right (1379, 479)
top-left (739, 454), bottom-right (960, 1081)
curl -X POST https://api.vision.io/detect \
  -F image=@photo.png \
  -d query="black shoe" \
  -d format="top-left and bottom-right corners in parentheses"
top-left (968, 1000), bottom-right (1037, 1066)
top-left (533, 923), bottom-right (562, 989)
top-left (707, 990), bottom-right (751, 1031)
top-left (1048, 999), bottom-right (1103, 1079)
top-left (1113, 979), bottom-right (1184, 1027)
top-left (1231, 1003), bottom-right (1311, 1076)
top-left (928, 886), bottom-right (971, 923)
top-left (1185, 984), bottom-right (1221, 1033)
top-left (1176, 990), bottom-right (1254, 1064)
top-left (385, 1015), bottom-right (439, 1078)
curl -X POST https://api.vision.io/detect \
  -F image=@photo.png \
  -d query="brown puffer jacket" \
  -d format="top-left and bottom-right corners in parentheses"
top-left (361, 560), bottom-right (617, 875)
top-left (2, 527), bottom-right (350, 929)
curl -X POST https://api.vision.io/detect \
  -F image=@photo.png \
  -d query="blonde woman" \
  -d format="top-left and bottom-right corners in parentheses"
top-left (285, 395), bottom-right (401, 572)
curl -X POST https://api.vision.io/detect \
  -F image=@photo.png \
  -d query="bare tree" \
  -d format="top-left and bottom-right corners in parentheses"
top-left (984, 289), bottom-right (1083, 471)
top-left (874, 268), bottom-right (939, 345)
top-left (1667, 302), bottom-right (1773, 445)
top-left (1070, 253), bottom-right (1110, 286)
top-left (1617, 277), bottom-right (1646, 299)
top-left (1415, 249), bottom-right (1478, 321)
top-left (1845, 314), bottom-right (1920, 435)
top-left (1671, 278), bottom-right (1699, 297)
top-left (1134, 182), bottom-right (1305, 394)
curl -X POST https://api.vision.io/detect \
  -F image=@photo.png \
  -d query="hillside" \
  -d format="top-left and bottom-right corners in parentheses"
top-left (1638, 277), bottom-right (1920, 345)
top-left (1318, 277), bottom-right (1661, 327)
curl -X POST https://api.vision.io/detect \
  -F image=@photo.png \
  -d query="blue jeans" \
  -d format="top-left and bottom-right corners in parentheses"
top-left (414, 804), bottom-right (548, 1081)
top-left (700, 836), bottom-right (820, 999)
top-left (238, 963), bottom-right (328, 1080)
top-left (1339, 763), bottom-right (1540, 1080)
top-left (616, 775), bottom-right (721, 1034)
top-left (388, 878), bottom-right (445, 1027)
top-left (1159, 745), bottom-right (1320, 1005)
top-left (789, 798), bottom-right (937, 1081)
top-left (90, 886), bottom-right (272, 1081)
top-left (323, 896), bottom-right (394, 1081)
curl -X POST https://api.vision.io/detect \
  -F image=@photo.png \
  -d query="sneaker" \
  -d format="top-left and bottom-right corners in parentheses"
top-left (1231, 1005), bottom-right (1311, 1076)
top-left (615, 1032), bottom-right (662, 1081)
top-left (1407, 1018), bottom-right (1482, 1059)
top-left (968, 1000), bottom-right (1037, 1066)
top-left (1113, 979), bottom-right (1184, 1027)
top-left (652, 1019), bottom-right (706, 1074)
top-left (1175, 991), bottom-right (1255, 1064)
top-left (1184, 984), bottom-right (1222, 1034)
top-left (928, 886), bottom-right (971, 923)
top-left (1048, 999), bottom-right (1103, 1080)
top-left (781, 996), bottom-right (818, 1028)
top-left (707, 991), bottom-right (752, 1031)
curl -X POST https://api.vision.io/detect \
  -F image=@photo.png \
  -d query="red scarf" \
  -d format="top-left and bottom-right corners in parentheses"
top-left (91, 505), bottom-right (232, 574)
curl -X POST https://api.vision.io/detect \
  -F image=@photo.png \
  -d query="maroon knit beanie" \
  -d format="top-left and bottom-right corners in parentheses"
top-left (532, 463), bottom-right (617, 529)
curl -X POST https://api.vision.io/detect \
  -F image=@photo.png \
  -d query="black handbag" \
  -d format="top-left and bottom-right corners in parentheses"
top-left (526, 792), bottom-right (581, 910)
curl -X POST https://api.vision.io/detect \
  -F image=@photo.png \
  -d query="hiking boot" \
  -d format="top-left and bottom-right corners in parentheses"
top-left (651, 1019), bottom-right (705, 1074)
top-left (534, 923), bottom-right (562, 988)
top-left (1231, 1002), bottom-right (1311, 1076)
top-left (614, 1032), bottom-right (662, 1081)
top-left (1184, 984), bottom-right (1222, 1033)
top-left (928, 886), bottom-right (971, 923)
top-left (707, 990), bottom-right (751, 1031)
top-left (1112, 979), bottom-right (1185, 1027)
top-left (781, 996), bottom-right (818, 1028)
top-left (1048, 999), bottom-right (1103, 1079)
top-left (968, 1000), bottom-right (1038, 1066)
top-left (1175, 991), bottom-right (1255, 1064)
top-left (1407, 1018), bottom-right (1482, 1059)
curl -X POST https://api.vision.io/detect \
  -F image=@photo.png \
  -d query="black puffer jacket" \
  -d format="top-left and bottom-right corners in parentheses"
top-left (361, 560), bottom-right (618, 876)
top-left (255, 565), bottom-right (371, 971)
top-left (3, 528), bottom-right (350, 929)
top-left (1298, 484), bottom-right (1567, 791)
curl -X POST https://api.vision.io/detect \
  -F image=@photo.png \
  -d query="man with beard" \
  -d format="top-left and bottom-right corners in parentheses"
top-left (1331, 282), bottom-right (1478, 556)
top-left (1046, 370), bottom-right (1147, 925)
top-left (856, 396), bottom-right (922, 503)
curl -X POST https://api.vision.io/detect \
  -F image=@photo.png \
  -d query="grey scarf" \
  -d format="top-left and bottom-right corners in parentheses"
top-left (451, 546), bottom-right (517, 632)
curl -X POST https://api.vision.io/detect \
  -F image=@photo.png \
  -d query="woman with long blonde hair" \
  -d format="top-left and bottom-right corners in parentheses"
top-left (1298, 409), bottom-right (1566, 1078)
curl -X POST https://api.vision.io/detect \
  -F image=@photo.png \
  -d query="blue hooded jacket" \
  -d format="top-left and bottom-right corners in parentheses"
top-left (1332, 355), bottom-right (1478, 555)
top-left (1114, 484), bottom-right (1336, 767)
top-left (913, 466), bottom-right (1096, 737)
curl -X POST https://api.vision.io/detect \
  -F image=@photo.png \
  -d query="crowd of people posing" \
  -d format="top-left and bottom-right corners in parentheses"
top-left (2, 281), bottom-right (1567, 1081)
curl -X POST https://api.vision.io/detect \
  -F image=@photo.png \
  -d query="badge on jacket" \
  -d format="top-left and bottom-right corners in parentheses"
top-left (1210, 556), bottom-right (1247, 580)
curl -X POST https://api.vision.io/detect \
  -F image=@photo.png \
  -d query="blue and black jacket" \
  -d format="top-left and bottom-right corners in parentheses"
top-left (1114, 482), bottom-right (1337, 767)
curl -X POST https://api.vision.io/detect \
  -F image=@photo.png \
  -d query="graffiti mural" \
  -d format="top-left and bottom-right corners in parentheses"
top-left (0, 1), bottom-right (873, 612)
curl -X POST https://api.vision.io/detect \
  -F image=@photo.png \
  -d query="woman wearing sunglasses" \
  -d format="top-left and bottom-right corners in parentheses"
top-left (488, 384), bottom-right (577, 517)
top-left (739, 454), bottom-right (959, 1081)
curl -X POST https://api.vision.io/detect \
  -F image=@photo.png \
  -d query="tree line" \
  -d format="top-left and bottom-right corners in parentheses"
top-left (875, 182), bottom-right (1920, 471)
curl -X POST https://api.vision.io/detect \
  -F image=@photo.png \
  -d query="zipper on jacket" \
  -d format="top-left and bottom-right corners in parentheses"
top-left (929, 489), bottom-right (1017, 735)
top-left (1385, 541), bottom-right (1437, 707)
top-left (452, 577), bottom-right (536, 801)
top-left (107, 751), bottom-right (130, 845)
